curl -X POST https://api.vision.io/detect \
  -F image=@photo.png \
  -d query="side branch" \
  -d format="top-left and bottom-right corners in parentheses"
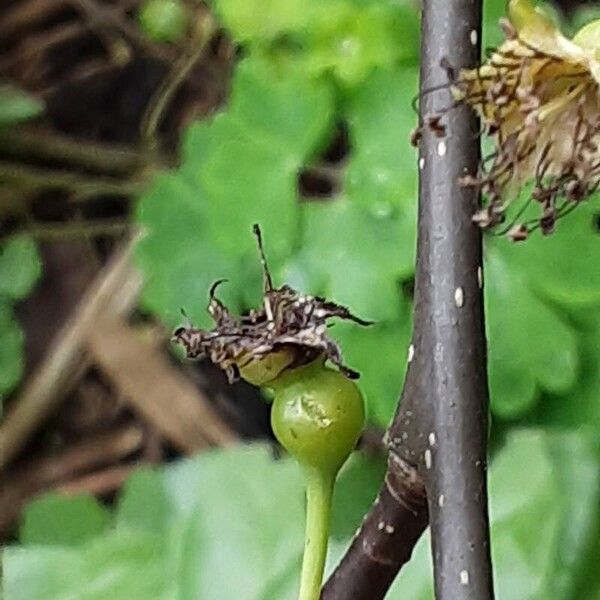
top-left (322, 446), bottom-right (428, 599)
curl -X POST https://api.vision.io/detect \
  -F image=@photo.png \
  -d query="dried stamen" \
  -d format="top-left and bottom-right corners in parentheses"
top-left (173, 225), bottom-right (373, 384)
top-left (413, 1), bottom-right (600, 240)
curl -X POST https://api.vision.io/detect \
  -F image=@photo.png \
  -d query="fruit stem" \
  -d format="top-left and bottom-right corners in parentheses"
top-left (298, 467), bottom-right (335, 600)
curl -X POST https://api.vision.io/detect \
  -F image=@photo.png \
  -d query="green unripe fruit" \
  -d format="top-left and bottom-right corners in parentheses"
top-left (138, 0), bottom-right (188, 43)
top-left (270, 359), bottom-right (365, 475)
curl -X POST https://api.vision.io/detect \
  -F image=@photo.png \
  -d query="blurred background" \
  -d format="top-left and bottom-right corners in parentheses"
top-left (0, 0), bottom-right (599, 598)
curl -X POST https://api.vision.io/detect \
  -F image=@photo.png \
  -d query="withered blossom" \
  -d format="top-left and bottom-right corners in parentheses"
top-left (173, 225), bottom-right (372, 385)
top-left (430, 0), bottom-right (600, 238)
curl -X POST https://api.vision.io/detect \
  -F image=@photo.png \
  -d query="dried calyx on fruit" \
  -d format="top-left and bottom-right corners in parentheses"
top-left (423, 0), bottom-right (600, 240)
top-left (173, 224), bottom-right (372, 385)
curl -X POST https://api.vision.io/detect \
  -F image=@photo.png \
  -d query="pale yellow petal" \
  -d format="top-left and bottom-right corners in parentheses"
top-left (508, 0), bottom-right (577, 59)
top-left (572, 19), bottom-right (600, 53)
top-left (572, 20), bottom-right (600, 84)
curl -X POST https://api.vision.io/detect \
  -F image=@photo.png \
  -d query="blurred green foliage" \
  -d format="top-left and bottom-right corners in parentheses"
top-left (0, 85), bottom-right (43, 128)
top-left (0, 86), bottom-right (43, 405)
top-left (4, 431), bottom-right (598, 599)
top-left (137, 0), bottom-right (189, 43)
top-left (0, 236), bottom-right (41, 404)
top-left (19, 494), bottom-right (112, 547)
top-left (132, 0), bottom-right (600, 594)
top-left (135, 0), bottom-right (600, 428)
top-left (3, 1), bottom-right (600, 599)
top-left (4, 446), bottom-right (306, 600)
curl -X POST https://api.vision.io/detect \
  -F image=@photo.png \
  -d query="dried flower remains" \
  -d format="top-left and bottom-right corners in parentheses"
top-left (421, 0), bottom-right (600, 239)
top-left (173, 225), bottom-right (372, 384)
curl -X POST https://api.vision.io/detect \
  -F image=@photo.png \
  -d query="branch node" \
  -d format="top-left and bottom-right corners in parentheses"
top-left (385, 451), bottom-right (426, 517)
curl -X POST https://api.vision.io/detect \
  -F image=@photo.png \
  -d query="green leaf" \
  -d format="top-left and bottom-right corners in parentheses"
top-left (166, 446), bottom-right (305, 600)
top-left (301, 199), bottom-right (412, 322)
top-left (116, 467), bottom-right (171, 535)
top-left (210, 0), bottom-right (312, 43)
top-left (3, 531), bottom-right (169, 600)
top-left (0, 85), bottom-right (43, 127)
top-left (482, 0), bottom-right (508, 49)
top-left (199, 136), bottom-right (296, 256)
top-left (19, 494), bottom-right (111, 546)
top-left (567, 519), bottom-right (600, 600)
top-left (7, 436), bottom-right (599, 600)
top-left (0, 235), bottom-right (38, 400)
top-left (387, 531), bottom-right (433, 600)
top-left (344, 66), bottom-right (418, 277)
top-left (0, 303), bottom-right (25, 399)
top-left (498, 200), bottom-right (600, 308)
top-left (488, 431), bottom-right (562, 598)
top-left (136, 59), bottom-right (335, 327)
top-left (541, 431), bottom-right (600, 599)
top-left (136, 171), bottom-right (244, 328)
top-left (330, 452), bottom-right (386, 539)
top-left (489, 429), bottom-right (600, 600)
top-left (211, 0), bottom-right (419, 85)
top-left (184, 56), bottom-right (336, 162)
top-left (299, 2), bottom-right (419, 85)
top-left (0, 235), bottom-right (42, 301)
top-left (3, 445), bottom-right (306, 600)
top-left (485, 246), bottom-right (578, 419)
top-left (530, 314), bottom-right (600, 430)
